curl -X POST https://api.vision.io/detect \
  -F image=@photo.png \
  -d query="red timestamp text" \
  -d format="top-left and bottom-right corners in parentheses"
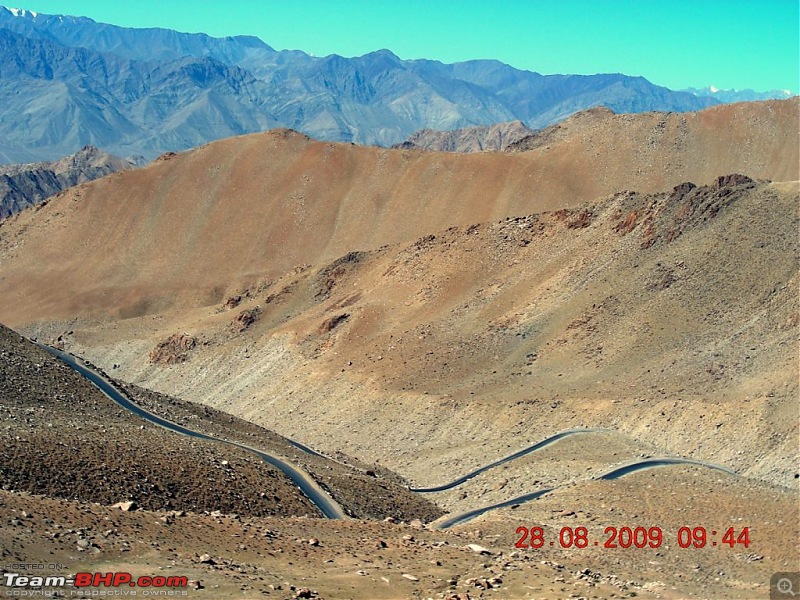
top-left (515, 526), bottom-right (750, 550)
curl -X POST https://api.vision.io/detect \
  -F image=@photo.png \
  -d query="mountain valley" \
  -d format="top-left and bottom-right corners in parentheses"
top-left (0, 75), bottom-right (796, 598)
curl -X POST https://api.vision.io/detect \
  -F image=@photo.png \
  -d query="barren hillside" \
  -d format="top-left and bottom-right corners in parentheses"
top-left (0, 99), bottom-right (795, 325)
top-left (4, 174), bottom-right (791, 600)
top-left (0, 99), bottom-right (797, 600)
top-left (0, 324), bottom-right (438, 521)
top-left (48, 175), bottom-right (796, 485)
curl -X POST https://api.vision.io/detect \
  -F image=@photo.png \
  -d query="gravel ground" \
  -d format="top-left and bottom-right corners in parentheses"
top-left (0, 324), bottom-right (441, 522)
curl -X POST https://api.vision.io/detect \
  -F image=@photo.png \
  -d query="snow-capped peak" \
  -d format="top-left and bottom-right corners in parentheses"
top-left (5, 7), bottom-right (38, 17)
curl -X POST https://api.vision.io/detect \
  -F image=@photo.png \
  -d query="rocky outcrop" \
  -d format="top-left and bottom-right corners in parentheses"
top-left (0, 146), bottom-right (133, 218)
top-left (149, 333), bottom-right (197, 365)
top-left (232, 307), bottom-right (261, 332)
top-left (394, 121), bottom-right (534, 153)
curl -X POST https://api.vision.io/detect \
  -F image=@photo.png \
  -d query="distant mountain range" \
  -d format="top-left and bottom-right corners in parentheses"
top-left (682, 86), bottom-right (793, 104)
top-left (0, 145), bottom-right (132, 218)
top-left (0, 5), bottom-right (788, 164)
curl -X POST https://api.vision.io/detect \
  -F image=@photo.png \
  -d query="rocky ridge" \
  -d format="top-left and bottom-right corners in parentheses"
top-left (394, 120), bottom-right (535, 152)
top-left (0, 5), bottom-right (721, 161)
top-left (0, 145), bottom-right (133, 218)
top-left (0, 99), bottom-right (795, 326)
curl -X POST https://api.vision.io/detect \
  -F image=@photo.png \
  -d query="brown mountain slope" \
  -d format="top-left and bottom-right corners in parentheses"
top-left (33, 176), bottom-right (796, 599)
top-left (0, 323), bottom-right (316, 517)
top-left (0, 99), bottom-right (796, 326)
top-left (42, 176), bottom-right (799, 490)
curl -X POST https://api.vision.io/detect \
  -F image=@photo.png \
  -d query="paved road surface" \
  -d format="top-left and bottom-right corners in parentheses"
top-left (41, 344), bottom-right (348, 520)
top-left (41, 344), bottom-right (737, 529)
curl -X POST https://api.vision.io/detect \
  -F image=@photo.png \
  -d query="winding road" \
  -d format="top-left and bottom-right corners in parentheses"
top-left (42, 343), bottom-right (738, 530)
top-left (598, 457), bottom-right (736, 480)
top-left (432, 450), bottom-right (737, 530)
top-left (435, 488), bottom-right (555, 529)
top-left (41, 345), bottom-right (348, 520)
top-left (410, 428), bottom-right (606, 492)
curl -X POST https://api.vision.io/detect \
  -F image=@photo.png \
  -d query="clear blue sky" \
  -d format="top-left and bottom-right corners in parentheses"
top-left (14, 0), bottom-right (800, 92)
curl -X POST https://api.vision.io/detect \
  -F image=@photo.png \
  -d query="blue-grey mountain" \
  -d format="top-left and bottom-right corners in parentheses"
top-left (0, 5), bottom-right (721, 163)
top-left (682, 86), bottom-right (794, 104)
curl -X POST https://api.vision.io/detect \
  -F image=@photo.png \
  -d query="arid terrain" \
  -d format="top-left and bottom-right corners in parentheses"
top-left (0, 324), bottom-right (438, 521)
top-left (0, 145), bottom-right (134, 219)
top-left (0, 99), bottom-right (796, 325)
top-left (393, 121), bottom-right (535, 152)
top-left (2, 329), bottom-right (795, 600)
top-left (0, 99), bottom-right (798, 599)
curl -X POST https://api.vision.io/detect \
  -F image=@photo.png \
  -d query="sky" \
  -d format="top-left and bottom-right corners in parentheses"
top-left (14, 0), bottom-right (800, 93)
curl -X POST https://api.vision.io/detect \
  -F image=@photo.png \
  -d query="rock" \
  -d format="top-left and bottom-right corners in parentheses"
top-left (224, 295), bottom-right (242, 309)
top-left (307, 538), bottom-right (320, 547)
top-left (319, 312), bottom-right (350, 333)
top-left (466, 577), bottom-right (493, 589)
top-left (294, 589), bottom-right (313, 599)
top-left (669, 181), bottom-right (697, 202)
top-left (149, 333), bottom-right (197, 365)
top-left (232, 307), bottom-right (262, 332)
top-left (188, 580), bottom-right (204, 590)
top-left (409, 519), bottom-right (424, 529)
top-left (112, 501), bottom-right (137, 512)
top-left (401, 574), bottom-right (419, 582)
top-left (394, 120), bottom-right (534, 153)
top-left (466, 544), bottom-right (492, 555)
top-left (356, 570), bottom-right (367, 576)
top-left (198, 554), bottom-right (215, 565)
top-left (716, 174), bottom-right (754, 188)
